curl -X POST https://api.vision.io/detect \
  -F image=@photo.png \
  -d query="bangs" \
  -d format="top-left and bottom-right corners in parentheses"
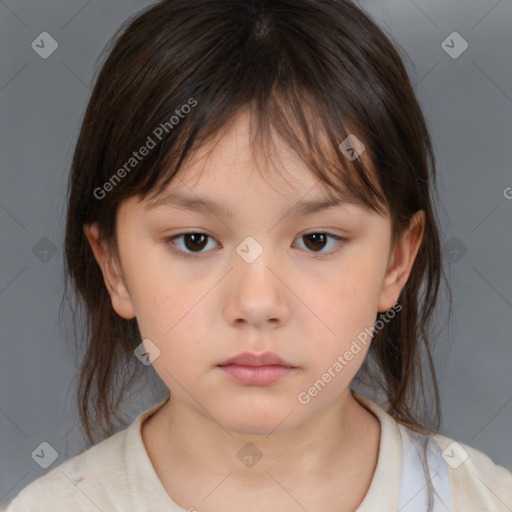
top-left (140, 89), bottom-right (388, 216)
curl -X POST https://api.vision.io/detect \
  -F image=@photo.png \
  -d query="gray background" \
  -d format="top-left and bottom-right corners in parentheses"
top-left (1, 0), bottom-right (511, 505)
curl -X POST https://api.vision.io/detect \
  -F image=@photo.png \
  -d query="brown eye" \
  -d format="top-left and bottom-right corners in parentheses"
top-left (168, 232), bottom-right (218, 255)
top-left (303, 233), bottom-right (328, 251)
top-left (295, 232), bottom-right (344, 256)
top-left (182, 233), bottom-right (208, 252)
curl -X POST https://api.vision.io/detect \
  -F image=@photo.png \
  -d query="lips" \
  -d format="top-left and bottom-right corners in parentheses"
top-left (218, 351), bottom-right (295, 368)
top-left (217, 352), bottom-right (296, 386)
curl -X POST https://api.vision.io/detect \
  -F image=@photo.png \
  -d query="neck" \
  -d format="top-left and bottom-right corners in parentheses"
top-left (142, 388), bottom-right (380, 492)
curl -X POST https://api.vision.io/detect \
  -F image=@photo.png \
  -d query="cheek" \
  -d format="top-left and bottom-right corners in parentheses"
top-left (128, 275), bottom-right (216, 375)
top-left (322, 256), bottom-right (385, 323)
top-left (136, 288), bottom-right (210, 385)
top-left (302, 254), bottom-right (387, 364)
top-left (119, 244), bottom-right (191, 331)
top-left (136, 286), bottom-right (205, 347)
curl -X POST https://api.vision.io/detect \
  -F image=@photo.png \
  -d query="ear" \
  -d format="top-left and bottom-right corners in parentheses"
top-left (83, 223), bottom-right (136, 319)
top-left (377, 211), bottom-right (425, 312)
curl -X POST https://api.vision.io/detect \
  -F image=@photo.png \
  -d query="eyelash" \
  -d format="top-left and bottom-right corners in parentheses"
top-left (165, 231), bottom-right (345, 259)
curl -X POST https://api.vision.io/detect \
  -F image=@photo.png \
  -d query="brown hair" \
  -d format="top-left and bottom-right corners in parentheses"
top-left (63, 0), bottom-right (448, 505)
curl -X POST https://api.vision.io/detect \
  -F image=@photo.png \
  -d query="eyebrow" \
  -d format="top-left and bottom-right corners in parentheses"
top-left (145, 191), bottom-right (355, 217)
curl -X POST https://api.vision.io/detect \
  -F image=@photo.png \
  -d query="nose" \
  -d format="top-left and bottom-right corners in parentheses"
top-left (223, 247), bottom-right (290, 329)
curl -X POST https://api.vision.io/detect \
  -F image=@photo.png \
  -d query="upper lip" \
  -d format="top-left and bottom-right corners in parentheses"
top-left (218, 352), bottom-right (295, 368)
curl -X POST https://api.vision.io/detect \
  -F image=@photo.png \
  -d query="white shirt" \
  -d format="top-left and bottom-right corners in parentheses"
top-left (3, 391), bottom-right (511, 511)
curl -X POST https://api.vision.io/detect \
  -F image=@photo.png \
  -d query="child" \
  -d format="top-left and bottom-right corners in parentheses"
top-left (5, 0), bottom-right (511, 511)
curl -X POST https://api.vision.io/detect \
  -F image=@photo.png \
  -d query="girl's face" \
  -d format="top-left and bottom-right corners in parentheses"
top-left (86, 110), bottom-right (423, 435)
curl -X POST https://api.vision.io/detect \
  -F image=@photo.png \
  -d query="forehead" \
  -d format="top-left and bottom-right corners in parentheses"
top-left (145, 108), bottom-right (374, 210)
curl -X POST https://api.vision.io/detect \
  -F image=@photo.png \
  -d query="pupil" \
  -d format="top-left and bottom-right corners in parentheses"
top-left (184, 233), bottom-right (207, 251)
top-left (305, 233), bottom-right (326, 251)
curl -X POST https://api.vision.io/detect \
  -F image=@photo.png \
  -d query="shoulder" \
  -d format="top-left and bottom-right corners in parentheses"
top-left (3, 428), bottom-right (130, 512)
top-left (432, 433), bottom-right (512, 511)
top-left (351, 392), bottom-right (511, 510)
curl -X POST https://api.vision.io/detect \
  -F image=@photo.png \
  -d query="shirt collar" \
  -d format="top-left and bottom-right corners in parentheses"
top-left (351, 390), bottom-right (403, 511)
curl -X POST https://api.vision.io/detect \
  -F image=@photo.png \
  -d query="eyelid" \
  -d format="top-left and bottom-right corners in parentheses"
top-left (297, 231), bottom-right (345, 258)
top-left (167, 231), bottom-right (219, 258)
top-left (165, 230), bottom-right (346, 258)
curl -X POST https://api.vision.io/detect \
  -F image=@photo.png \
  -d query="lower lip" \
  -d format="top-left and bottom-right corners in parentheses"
top-left (218, 364), bottom-right (295, 385)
